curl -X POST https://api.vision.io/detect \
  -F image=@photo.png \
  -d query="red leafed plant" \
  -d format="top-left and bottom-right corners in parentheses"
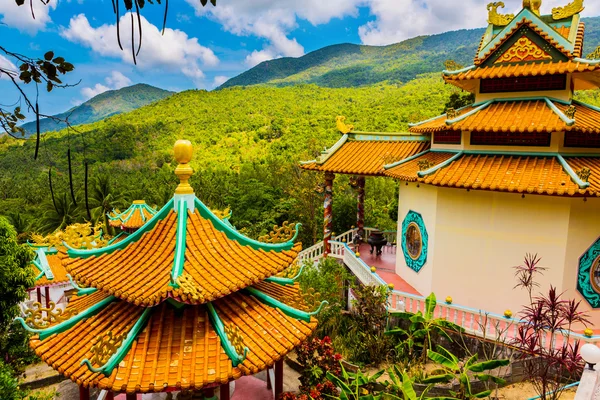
top-left (512, 254), bottom-right (590, 400)
top-left (280, 336), bottom-right (341, 400)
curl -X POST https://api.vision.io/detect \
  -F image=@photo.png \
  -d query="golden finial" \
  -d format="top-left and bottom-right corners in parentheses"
top-left (174, 140), bottom-right (194, 195)
top-left (524, 0), bottom-right (542, 15)
top-left (487, 2), bottom-right (515, 26)
top-left (336, 116), bottom-right (354, 134)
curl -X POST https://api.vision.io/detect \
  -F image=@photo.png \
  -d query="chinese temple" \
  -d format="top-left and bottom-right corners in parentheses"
top-left (18, 140), bottom-right (321, 400)
top-left (303, 0), bottom-right (600, 324)
top-left (27, 247), bottom-right (71, 310)
top-left (108, 200), bottom-right (158, 233)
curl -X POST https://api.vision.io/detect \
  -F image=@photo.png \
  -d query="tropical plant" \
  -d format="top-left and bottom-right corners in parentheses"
top-left (325, 363), bottom-right (390, 400)
top-left (296, 336), bottom-right (343, 392)
top-left (36, 192), bottom-right (81, 234)
top-left (344, 284), bottom-right (392, 365)
top-left (87, 173), bottom-right (127, 235)
top-left (387, 293), bottom-right (464, 363)
top-left (384, 365), bottom-right (446, 400)
top-left (424, 346), bottom-right (509, 399)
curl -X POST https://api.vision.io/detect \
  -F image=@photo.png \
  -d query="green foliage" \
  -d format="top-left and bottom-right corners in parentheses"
top-left (442, 92), bottom-right (475, 113)
top-left (343, 285), bottom-right (392, 366)
top-left (424, 346), bottom-right (509, 399)
top-left (0, 360), bottom-right (27, 400)
top-left (387, 293), bottom-right (464, 364)
top-left (298, 258), bottom-right (353, 339)
top-left (20, 84), bottom-right (173, 136)
top-left (326, 363), bottom-right (390, 400)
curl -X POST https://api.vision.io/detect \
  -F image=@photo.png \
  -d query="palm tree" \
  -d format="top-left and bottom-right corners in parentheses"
top-left (37, 192), bottom-right (82, 234)
top-left (86, 174), bottom-right (127, 236)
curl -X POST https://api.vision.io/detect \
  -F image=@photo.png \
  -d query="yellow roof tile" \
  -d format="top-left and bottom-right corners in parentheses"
top-left (35, 253), bottom-right (70, 287)
top-left (29, 285), bottom-right (316, 393)
top-left (385, 152), bottom-right (458, 181)
top-left (301, 140), bottom-right (431, 176)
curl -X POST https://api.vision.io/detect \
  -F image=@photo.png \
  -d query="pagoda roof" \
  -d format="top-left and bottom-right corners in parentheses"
top-left (27, 282), bottom-right (316, 393)
top-left (300, 132), bottom-right (431, 176)
top-left (31, 248), bottom-right (70, 287)
top-left (108, 201), bottom-right (157, 230)
top-left (443, 58), bottom-right (600, 92)
top-left (409, 98), bottom-right (600, 134)
top-left (65, 197), bottom-right (302, 307)
top-left (384, 150), bottom-right (600, 197)
top-left (17, 140), bottom-right (321, 394)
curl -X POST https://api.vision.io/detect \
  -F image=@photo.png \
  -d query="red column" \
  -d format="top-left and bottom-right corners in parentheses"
top-left (220, 383), bottom-right (230, 400)
top-left (126, 393), bottom-right (136, 400)
top-left (106, 392), bottom-right (114, 400)
top-left (275, 359), bottom-right (284, 399)
top-left (45, 286), bottom-right (50, 308)
top-left (356, 176), bottom-right (365, 239)
top-left (323, 172), bottom-right (335, 256)
top-left (202, 387), bottom-right (216, 400)
top-left (266, 368), bottom-right (272, 390)
top-left (79, 386), bottom-right (90, 400)
top-left (36, 287), bottom-right (42, 304)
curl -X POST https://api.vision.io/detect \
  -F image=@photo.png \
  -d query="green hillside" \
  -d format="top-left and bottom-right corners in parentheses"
top-left (220, 17), bottom-right (600, 89)
top-left (21, 83), bottom-right (174, 135)
top-left (0, 75), bottom-right (458, 244)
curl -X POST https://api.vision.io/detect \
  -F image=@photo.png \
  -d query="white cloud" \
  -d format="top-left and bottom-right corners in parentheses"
top-left (185, 0), bottom-right (362, 66)
top-left (212, 75), bottom-right (229, 87)
top-left (81, 71), bottom-right (132, 100)
top-left (359, 0), bottom-right (600, 46)
top-left (0, 1), bottom-right (56, 34)
top-left (60, 13), bottom-right (219, 84)
top-left (0, 55), bottom-right (17, 81)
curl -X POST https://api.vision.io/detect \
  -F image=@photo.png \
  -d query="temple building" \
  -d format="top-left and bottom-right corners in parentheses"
top-left (18, 140), bottom-right (321, 400)
top-left (108, 200), bottom-right (158, 233)
top-left (303, 0), bottom-right (600, 325)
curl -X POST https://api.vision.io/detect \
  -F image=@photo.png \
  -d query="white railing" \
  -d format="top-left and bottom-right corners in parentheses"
top-left (297, 232), bottom-right (600, 349)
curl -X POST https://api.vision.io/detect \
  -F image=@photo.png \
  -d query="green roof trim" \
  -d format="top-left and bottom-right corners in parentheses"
top-left (67, 199), bottom-right (174, 259)
top-left (384, 150), bottom-right (431, 170)
top-left (316, 134), bottom-right (348, 165)
top-left (573, 57), bottom-right (600, 65)
top-left (243, 287), bottom-right (327, 323)
top-left (81, 306), bottom-right (153, 376)
top-left (206, 302), bottom-right (248, 367)
top-left (544, 98), bottom-right (575, 126)
top-left (33, 248), bottom-right (54, 281)
top-left (170, 200), bottom-right (189, 289)
top-left (446, 101), bottom-right (493, 126)
top-left (194, 197), bottom-right (300, 252)
top-left (557, 154), bottom-right (591, 189)
top-left (442, 65), bottom-right (476, 75)
top-left (16, 295), bottom-right (116, 341)
top-left (265, 265), bottom-right (305, 286)
top-left (107, 231), bottom-right (130, 246)
top-left (417, 152), bottom-right (464, 178)
top-left (67, 274), bottom-right (97, 296)
top-left (409, 104), bottom-right (471, 128)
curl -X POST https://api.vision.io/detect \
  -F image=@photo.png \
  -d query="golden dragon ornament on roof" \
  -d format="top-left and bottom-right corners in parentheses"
top-left (487, 2), bottom-right (514, 26)
top-left (552, 0), bottom-right (584, 20)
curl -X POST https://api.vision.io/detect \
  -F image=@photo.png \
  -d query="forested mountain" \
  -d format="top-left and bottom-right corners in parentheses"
top-left (21, 84), bottom-right (173, 135)
top-left (220, 17), bottom-right (600, 89)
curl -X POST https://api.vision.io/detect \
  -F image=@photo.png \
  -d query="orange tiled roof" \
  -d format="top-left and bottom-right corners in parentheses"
top-left (29, 284), bottom-right (316, 393)
top-left (409, 100), bottom-right (600, 134)
top-left (108, 201), bottom-right (157, 230)
top-left (385, 152), bottom-right (600, 197)
top-left (66, 206), bottom-right (301, 307)
top-left (301, 137), bottom-right (431, 176)
top-left (444, 60), bottom-right (600, 82)
top-left (384, 152), bottom-right (458, 181)
top-left (476, 18), bottom-right (573, 65)
top-left (35, 252), bottom-right (70, 287)
top-left (574, 22), bottom-right (585, 58)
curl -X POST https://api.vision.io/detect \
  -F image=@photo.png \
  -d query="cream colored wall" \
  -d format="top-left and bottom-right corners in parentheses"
top-left (395, 185), bottom-right (593, 318)
top-left (396, 183), bottom-right (438, 296)
top-left (562, 198), bottom-right (600, 328)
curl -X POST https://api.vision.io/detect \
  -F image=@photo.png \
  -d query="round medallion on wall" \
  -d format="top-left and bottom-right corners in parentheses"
top-left (401, 211), bottom-right (428, 272)
top-left (577, 237), bottom-right (600, 308)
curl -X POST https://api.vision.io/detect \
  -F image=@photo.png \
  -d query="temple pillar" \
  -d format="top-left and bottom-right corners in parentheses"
top-left (106, 392), bottom-right (114, 400)
top-left (79, 386), bottom-right (90, 400)
top-left (275, 359), bottom-right (284, 399)
top-left (356, 176), bottom-right (366, 239)
top-left (220, 383), bottom-right (230, 400)
top-left (36, 287), bottom-right (41, 304)
top-left (323, 172), bottom-right (335, 256)
top-left (45, 286), bottom-right (50, 308)
top-left (202, 387), bottom-right (217, 400)
top-left (266, 368), bottom-right (272, 390)
top-left (126, 393), bottom-right (136, 400)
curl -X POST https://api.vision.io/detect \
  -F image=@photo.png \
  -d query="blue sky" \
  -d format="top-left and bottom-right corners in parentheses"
top-left (1, 0), bottom-right (599, 118)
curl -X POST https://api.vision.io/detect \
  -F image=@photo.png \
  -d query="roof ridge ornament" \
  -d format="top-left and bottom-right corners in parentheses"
top-left (552, 0), bottom-right (584, 20)
top-left (523, 0), bottom-right (542, 16)
top-left (174, 140), bottom-right (195, 196)
top-left (487, 2), bottom-right (514, 26)
top-left (336, 116), bottom-right (354, 134)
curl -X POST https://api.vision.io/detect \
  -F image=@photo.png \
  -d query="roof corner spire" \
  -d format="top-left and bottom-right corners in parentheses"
top-left (523, 0), bottom-right (542, 15)
top-left (174, 140), bottom-right (195, 196)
